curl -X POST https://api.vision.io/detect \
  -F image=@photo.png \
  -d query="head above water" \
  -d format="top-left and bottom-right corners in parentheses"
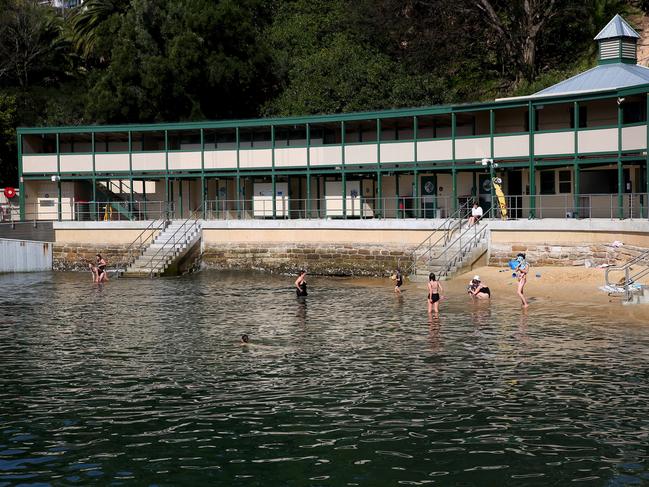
top-left (298, 269), bottom-right (306, 276)
top-left (517, 253), bottom-right (526, 261)
top-left (241, 334), bottom-right (249, 343)
top-left (473, 275), bottom-right (480, 282)
top-left (429, 272), bottom-right (436, 282)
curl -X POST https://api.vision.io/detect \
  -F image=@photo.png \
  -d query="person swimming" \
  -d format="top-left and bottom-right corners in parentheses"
top-left (295, 270), bottom-right (308, 297)
top-left (468, 275), bottom-right (491, 299)
top-left (427, 272), bottom-right (443, 314)
top-left (240, 334), bottom-right (250, 344)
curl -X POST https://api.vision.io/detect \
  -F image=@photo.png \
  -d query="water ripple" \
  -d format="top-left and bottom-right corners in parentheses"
top-left (1, 271), bottom-right (649, 485)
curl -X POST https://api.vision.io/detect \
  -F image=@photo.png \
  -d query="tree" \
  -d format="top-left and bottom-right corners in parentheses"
top-left (0, 93), bottom-right (17, 186)
top-left (85, 0), bottom-right (276, 123)
top-left (0, 0), bottom-right (68, 88)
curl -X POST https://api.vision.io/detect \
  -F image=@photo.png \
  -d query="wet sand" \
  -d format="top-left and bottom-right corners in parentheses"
top-left (344, 265), bottom-right (649, 324)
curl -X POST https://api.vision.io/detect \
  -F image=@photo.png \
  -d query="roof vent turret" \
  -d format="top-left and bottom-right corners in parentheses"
top-left (595, 14), bottom-right (639, 65)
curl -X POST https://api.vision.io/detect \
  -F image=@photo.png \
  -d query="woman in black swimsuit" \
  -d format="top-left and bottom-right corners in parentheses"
top-left (427, 272), bottom-right (443, 314)
top-left (96, 254), bottom-right (108, 283)
top-left (295, 270), bottom-right (308, 297)
top-left (393, 268), bottom-right (403, 294)
top-left (469, 275), bottom-right (490, 299)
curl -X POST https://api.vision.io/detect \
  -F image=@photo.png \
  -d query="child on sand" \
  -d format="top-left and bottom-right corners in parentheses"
top-left (427, 272), bottom-right (443, 314)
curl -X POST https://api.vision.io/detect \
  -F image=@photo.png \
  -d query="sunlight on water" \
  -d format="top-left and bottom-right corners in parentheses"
top-left (1, 271), bottom-right (649, 486)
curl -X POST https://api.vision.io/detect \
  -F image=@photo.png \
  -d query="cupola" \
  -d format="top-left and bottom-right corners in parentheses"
top-left (595, 14), bottom-right (640, 64)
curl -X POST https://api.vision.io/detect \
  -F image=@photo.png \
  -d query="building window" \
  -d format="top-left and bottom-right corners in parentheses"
top-left (622, 101), bottom-right (646, 124)
top-left (540, 171), bottom-right (555, 194)
top-left (558, 170), bottom-right (571, 193)
top-left (569, 106), bottom-right (588, 128)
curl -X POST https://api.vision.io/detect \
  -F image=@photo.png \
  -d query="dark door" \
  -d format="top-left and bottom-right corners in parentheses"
top-left (508, 171), bottom-right (523, 219)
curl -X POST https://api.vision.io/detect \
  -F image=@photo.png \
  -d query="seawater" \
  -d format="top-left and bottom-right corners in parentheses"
top-left (1, 271), bottom-right (649, 486)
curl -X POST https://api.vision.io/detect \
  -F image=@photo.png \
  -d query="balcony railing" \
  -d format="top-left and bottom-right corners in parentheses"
top-left (12, 193), bottom-right (649, 222)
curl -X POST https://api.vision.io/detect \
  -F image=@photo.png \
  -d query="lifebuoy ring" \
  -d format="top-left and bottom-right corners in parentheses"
top-left (3, 187), bottom-right (16, 199)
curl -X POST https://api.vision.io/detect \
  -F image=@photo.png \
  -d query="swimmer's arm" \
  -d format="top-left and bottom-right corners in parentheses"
top-left (438, 281), bottom-right (444, 293)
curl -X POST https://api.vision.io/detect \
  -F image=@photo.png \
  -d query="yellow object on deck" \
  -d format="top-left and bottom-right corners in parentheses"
top-left (493, 180), bottom-right (507, 220)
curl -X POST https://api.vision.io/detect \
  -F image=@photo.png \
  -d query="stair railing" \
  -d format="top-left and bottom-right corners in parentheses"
top-left (141, 202), bottom-right (205, 277)
top-left (604, 247), bottom-right (649, 300)
top-left (424, 207), bottom-right (492, 278)
top-left (406, 200), bottom-right (472, 276)
top-left (117, 217), bottom-right (170, 273)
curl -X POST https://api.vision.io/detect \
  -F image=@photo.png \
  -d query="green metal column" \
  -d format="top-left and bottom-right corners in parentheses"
top-left (396, 171), bottom-right (400, 218)
top-left (164, 130), bottom-right (170, 219)
top-left (178, 178), bottom-right (183, 217)
top-left (341, 121), bottom-right (346, 218)
top-left (450, 112), bottom-right (456, 213)
top-left (236, 127), bottom-right (241, 218)
top-left (91, 132), bottom-right (96, 220)
top-left (128, 131), bottom-right (134, 219)
top-left (452, 168), bottom-right (457, 214)
top-left (528, 102), bottom-right (536, 218)
top-left (18, 132), bottom-right (24, 220)
top-left (201, 176), bottom-right (206, 218)
top-left (376, 118), bottom-right (381, 216)
top-left (271, 125), bottom-right (276, 219)
top-left (413, 116), bottom-right (419, 218)
top-left (306, 123), bottom-right (311, 218)
top-left (56, 133), bottom-right (61, 221)
top-left (489, 109), bottom-right (495, 217)
top-left (200, 128), bottom-right (205, 218)
top-left (646, 94), bottom-right (649, 218)
top-left (617, 100), bottom-right (624, 219)
top-left (573, 102), bottom-right (580, 217)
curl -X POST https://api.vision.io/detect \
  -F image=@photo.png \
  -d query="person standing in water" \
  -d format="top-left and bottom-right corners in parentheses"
top-left (96, 254), bottom-right (108, 283)
top-left (427, 272), bottom-right (443, 314)
top-left (295, 270), bottom-right (308, 297)
top-left (393, 268), bottom-right (403, 294)
top-left (513, 253), bottom-right (529, 308)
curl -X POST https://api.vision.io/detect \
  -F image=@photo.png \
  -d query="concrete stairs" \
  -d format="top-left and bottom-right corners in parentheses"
top-left (121, 220), bottom-right (202, 277)
top-left (621, 285), bottom-right (649, 305)
top-left (410, 235), bottom-right (488, 282)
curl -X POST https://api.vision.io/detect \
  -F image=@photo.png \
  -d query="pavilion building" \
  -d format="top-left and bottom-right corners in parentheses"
top-left (17, 14), bottom-right (649, 221)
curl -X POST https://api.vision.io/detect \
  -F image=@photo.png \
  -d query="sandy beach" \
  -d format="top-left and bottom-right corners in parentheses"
top-left (346, 264), bottom-right (649, 324)
top-left (449, 265), bottom-right (649, 323)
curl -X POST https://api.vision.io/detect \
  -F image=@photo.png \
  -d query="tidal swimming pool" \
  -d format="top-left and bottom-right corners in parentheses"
top-left (1, 271), bottom-right (649, 486)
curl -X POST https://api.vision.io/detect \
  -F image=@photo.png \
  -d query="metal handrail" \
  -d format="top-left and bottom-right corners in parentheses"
top-left (411, 200), bottom-right (472, 254)
top-left (429, 207), bottom-right (493, 270)
top-left (437, 220), bottom-right (490, 278)
top-left (406, 200), bottom-right (473, 275)
top-left (604, 247), bottom-right (649, 300)
top-left (117, 218), bottom-right (169, 272)
top-left (140, 202), bottom-right (205, 277)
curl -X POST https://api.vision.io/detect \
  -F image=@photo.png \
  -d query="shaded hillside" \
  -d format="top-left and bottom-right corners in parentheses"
top-left (0, 0), bottom-right (646, 185)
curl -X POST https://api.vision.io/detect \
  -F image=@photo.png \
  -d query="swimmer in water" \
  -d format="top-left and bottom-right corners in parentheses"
top-left (393, 268), bottom-right (403, 294)
top-left (240, 334), bottom-right (250, 345)
top-left (427, 272), bottom-right (443, 314)
top-left (295, 270), bottom-right (308, 297)
top-left (513, 253), bottom-right (529, 308)
top-left (468, 275), bottom-right (491, 300)
top-left (88, 261), bottom-right (98, 282)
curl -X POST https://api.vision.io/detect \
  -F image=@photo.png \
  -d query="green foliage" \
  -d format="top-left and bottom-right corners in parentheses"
top-left (0, 0), bottom-right (644, 186)
top-left (84, 0), bottom-right (275, 123)
top-left (0, 92), bottom-right (17, 186)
